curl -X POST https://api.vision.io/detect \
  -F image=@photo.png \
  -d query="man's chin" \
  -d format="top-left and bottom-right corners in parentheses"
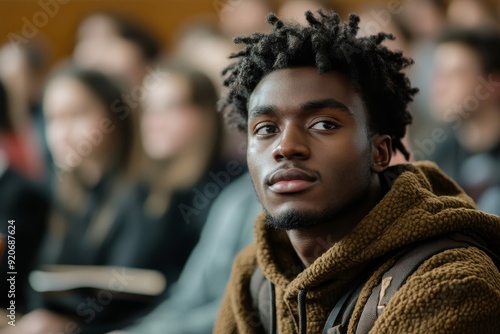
top-left (265, 208), bottom-right (332, 231)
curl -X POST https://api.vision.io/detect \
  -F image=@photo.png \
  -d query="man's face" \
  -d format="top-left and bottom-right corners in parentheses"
top-left (141, 75), bottom-right (207, 161)
top-left (247, 67), bottom-right (380, 230)
top-left (431, 42), bottom-right (482, 122)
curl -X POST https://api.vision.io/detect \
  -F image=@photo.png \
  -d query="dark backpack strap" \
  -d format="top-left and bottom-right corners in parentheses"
top-left (322, 281), bottom-right (364, 334)
top-left (322, 233), bottom-right (499, 334)
top-left (250, 265), bottom-right (276, 334)
top-left (355, 233), bottom-right (492, 334)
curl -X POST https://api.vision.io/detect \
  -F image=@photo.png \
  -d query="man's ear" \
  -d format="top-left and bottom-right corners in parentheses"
top-left (371, 134), bottom-right (392, 173)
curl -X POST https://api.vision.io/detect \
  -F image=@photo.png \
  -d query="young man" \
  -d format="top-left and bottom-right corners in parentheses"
top-left (215, 11), bottom-right (500, 333)
top-left (430, 27), bottom-right (500, 215)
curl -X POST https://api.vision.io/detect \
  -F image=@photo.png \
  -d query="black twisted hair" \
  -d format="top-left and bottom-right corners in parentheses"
top-left (220, 10), bottom-right (418, 160)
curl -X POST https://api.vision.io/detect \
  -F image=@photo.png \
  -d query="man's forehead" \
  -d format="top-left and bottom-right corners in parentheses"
top-left (248, 67), bottom-right (359, 115)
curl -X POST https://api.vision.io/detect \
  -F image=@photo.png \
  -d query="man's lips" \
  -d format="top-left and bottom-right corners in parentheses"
top-left (267, 168), bottom-right (318, 194)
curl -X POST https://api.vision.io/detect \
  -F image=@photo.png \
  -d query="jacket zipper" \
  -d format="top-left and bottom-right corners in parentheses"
top-left (298, 289), bottom-right (307, 334)
top-left (270, 281), bottom-right (277, 334)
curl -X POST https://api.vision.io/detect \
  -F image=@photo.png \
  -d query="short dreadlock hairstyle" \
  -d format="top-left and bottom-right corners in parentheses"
top-left (220, 10), bottom-right (418, 160)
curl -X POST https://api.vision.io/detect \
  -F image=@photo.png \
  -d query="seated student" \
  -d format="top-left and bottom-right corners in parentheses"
top-left (109, 172), bottom-right (261, 334)
top-left (1, 67), bottom-right (138, 334)
top-left (99, 62), bottom-right (242, 330)
top-left (0, 79), bottom-right (49, 315)
top-left (0, 41), bottom-right (48, 182)
top-left (73, 11), bottom-right (161, 88)
top-left (3, 64), bottom-right (239, 334)
top-left (214, 11), bottom-right (500, 333)
top-left (430, 27), bottom-right (500, 215)
top-left (107, 61), bottom-right (231, 281)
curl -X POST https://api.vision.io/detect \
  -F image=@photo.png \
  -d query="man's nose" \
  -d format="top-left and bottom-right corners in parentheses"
top-left (272, 125), bottom-right (310, 161)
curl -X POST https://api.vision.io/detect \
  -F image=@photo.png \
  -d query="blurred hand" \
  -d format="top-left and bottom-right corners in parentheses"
top-left (0, 309), bottom-right (76, 334)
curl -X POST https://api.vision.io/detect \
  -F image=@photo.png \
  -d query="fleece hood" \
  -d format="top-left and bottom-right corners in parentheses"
top-left (255, 161), bottom-right (500, 296)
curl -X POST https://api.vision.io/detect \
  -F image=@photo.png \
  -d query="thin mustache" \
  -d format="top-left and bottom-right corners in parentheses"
top-left (264, 162), bottom-right (321, 185)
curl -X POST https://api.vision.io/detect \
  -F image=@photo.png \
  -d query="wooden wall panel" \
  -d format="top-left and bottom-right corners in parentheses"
top-left (0, 0), bottom-right (378, 67)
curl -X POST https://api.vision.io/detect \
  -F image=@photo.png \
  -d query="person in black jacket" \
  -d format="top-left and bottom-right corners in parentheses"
top-left (104, 61), bottom-right (240, 299)
top-left (0, 79), bottom-right (49, 315)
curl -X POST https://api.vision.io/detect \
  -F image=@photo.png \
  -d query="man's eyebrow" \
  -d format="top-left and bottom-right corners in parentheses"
top-left (300, 99), bottom-right (353, 115)
top-left (248, 105), bottom-right (277, 119)
top-left (248, 99), bottom-right (353, 119)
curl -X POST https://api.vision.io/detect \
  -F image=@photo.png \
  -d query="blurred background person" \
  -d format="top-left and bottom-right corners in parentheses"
top-left (0, 78), bottom-right (49, 316)
top-left (73, 12), bottom-right (162, 88)
top-left (173, 0), bottom-right (275, 165)
top-left (110, 172), bottom-right (260, 334)
top-left (446, 0), bottom-right (499, 29)
top-left (97, 61), bottom-right (242, 331)
top-left (395, 0), bottom-right (447, 44)
top-left (108, 60), bottom-right (225, 289)
top-left (2, 67), bottom-right (138, 334)
top-left (218, 0), bottom-right (274, 38)
top-left (0, 40), bottom-right (50, 182)
top-left (70, 12), bottom-right (161, 184)
top-left (429, 27), bottom-right (500, 215)
top-left (173, 20), bottom-right (237, 96)
top-left (172, 20), bottom-right (245, 163)
top-left (391, 0), bottom-right (448, 156)
top-left (356, 4), bottom-right (409, 55)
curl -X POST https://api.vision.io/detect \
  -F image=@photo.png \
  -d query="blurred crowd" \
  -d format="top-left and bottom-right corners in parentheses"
top-left (0, 0), bottom-right (499, 333)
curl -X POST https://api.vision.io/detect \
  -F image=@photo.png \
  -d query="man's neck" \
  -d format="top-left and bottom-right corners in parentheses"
top-left (287, 178), bottom-right (384, 267)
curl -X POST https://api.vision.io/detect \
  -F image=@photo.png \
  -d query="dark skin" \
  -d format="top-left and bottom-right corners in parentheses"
top-left (247, 67), bottom-right (392, 267)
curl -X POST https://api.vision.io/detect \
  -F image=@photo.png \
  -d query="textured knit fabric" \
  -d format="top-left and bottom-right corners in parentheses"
top-left (214, 161), bottom-right (500, 334)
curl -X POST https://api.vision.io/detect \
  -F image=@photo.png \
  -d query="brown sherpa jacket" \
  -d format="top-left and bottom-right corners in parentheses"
top-left (214, 162), bottom-right (500, 333)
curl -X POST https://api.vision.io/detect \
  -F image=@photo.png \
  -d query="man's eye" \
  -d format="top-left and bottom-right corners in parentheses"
top-left (255, 124), bottom-right (278, 135)
top-left (310, 121), bottom-right (337, 130)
